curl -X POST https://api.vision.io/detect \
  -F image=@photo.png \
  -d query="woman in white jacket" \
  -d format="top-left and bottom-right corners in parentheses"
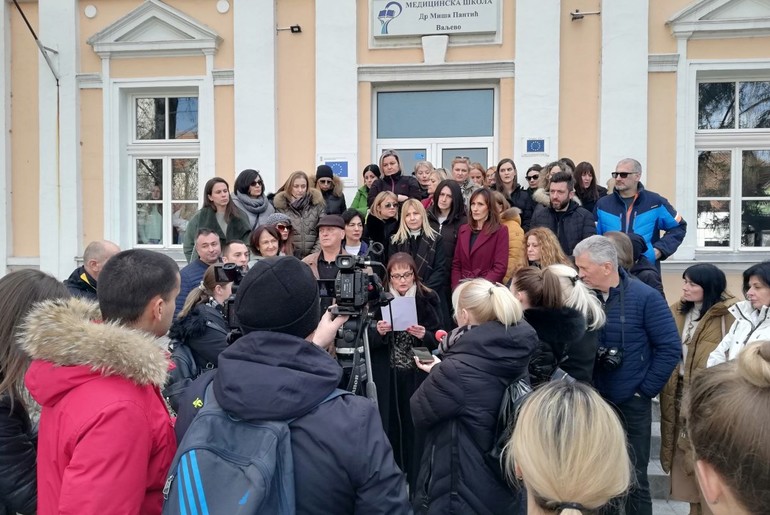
top-left (708, 261), bottom-right (770, 367)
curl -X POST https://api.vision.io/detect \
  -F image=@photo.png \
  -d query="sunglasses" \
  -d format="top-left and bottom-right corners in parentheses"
top-left (276, 224), bottom-right (292, 232)
top-left (317, 178), bottom-right (332, 184)
top-left (611, 172), bottom-right (637, 179)
top-left (250, 179), bottom-right (263, 187)
top-left (527, 174), bottom-right (540, 181)
top-left (382, 202), bottom-right (398, 209)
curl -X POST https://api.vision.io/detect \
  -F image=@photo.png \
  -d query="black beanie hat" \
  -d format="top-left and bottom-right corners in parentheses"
top-left (234, 256), bottom-right (321, 339)
top-left (316, 165), bottom-right (334, 181)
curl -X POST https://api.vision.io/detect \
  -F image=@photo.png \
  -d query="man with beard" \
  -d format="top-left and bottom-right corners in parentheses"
top-left (530, 170), bottom-right (596, 256)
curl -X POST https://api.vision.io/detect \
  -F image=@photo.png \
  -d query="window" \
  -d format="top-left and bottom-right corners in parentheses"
top-left (131, 95), bottom-right (199, 247)
top-left (695, 81), bottom-right (770, 251)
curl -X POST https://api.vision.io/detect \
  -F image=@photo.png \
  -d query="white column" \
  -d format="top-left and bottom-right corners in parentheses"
top-left (600, 0), bottom-right (649, 178)
top-left (101, 56), bottom-right (119, 242)
top-left (316, 0), bottom-right (358, 201)
top-left (0, 1), bottom-right (11, 272)
top-left (673, 36), bottom-right (696, 259)
top-left (514, 0), bottom-right (561, 180)
top-left (199, 51), bottom-right (216, 199)
top-left (39, 0), bottom-right (80, 278)
top-left (233, 0), bottom-right (278, 192)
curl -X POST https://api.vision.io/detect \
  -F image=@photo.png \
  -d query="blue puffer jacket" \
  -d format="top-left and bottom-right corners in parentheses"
top-left (594, 183), bottom-right (687, 264)
top-left (594, 268), bottom-right (680, 405)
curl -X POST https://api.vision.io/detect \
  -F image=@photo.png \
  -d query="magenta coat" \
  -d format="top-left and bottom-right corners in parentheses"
top-left (451, 224), bottom-right (509, 289)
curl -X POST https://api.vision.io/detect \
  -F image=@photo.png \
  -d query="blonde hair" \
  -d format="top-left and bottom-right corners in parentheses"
top-left (452, 278), bottom-right (523, 327)
top-left (371, 191), bottom-right (398, 220)
top-left (434, 168), bottom-right (448, 180)
top-left (546, 264), bottom-right (606, 331)
top-left (526, 227), bottom-right (572, 268)
top-left (686, 340), bottom-right (770, 515)
top-left (392, 199), bottom-right (438, 244)
top-left (507, 381), bottom-right (631, 514)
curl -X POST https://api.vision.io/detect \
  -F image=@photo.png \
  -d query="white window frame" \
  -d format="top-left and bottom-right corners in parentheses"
top-left (676, 60), bottom-right (770, 262)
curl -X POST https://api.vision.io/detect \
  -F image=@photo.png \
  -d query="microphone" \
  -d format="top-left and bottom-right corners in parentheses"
top-left (435, 329), bottom-right (448, 342)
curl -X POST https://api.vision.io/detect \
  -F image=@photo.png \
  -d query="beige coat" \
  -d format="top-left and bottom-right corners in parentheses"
top-left (659, 295), bottom-right (736, 473)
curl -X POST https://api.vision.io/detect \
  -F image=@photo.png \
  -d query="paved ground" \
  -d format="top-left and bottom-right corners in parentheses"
top-left (653, 499), bottom-right (689, 514)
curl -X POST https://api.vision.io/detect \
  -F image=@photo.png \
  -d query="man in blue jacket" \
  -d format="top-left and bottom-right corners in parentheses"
top-left (595, 158), bottom-right (686, 266)
top-left (574, 236), bottom-right (680, 515)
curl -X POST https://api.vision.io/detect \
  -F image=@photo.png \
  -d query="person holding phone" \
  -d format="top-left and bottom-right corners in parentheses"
top-left (368, 252), bottom-right (442, 492)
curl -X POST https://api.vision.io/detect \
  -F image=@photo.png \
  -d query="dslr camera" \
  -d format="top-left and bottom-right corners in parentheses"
top-left (213, 262), bottom-right (247, 341)
top-left (596, 346), bottom-right (623, 371)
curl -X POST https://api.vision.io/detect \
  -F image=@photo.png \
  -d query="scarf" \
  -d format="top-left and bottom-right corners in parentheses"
top-left (389, 283), bottom-right (417, 298)
top-left (290, 193), bottom-right (312, 212)
top-left (235, 191), bottom-right (270, 215)
top-left (391, 232), bottom-right (438, 287)
top-left (387, 283), bottom-right (418, 369)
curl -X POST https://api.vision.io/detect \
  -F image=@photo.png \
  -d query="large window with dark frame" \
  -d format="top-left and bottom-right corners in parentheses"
top-left (131, 96), bottom-right (200, 247)
top-left (696, 81), bottom-right (770, 250)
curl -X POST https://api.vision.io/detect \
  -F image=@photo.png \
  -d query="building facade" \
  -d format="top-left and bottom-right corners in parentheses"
top-left (2, 0), bottom-right (769, 298)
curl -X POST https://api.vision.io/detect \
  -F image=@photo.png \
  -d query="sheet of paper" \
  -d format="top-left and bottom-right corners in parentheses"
top-left (380, 296), bottom-right (418, 331)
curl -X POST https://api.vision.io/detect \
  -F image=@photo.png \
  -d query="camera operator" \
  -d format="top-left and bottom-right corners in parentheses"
top-left (174, 256), bottom-right (411, 514)
top-left (368, 252), bottom-right (442, 491)
top-left (303, 215), bottom-right (347, 312)
top-left (573, 236), bottom-right (680, 515)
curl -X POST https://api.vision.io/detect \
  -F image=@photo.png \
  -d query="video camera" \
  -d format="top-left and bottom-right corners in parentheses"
top-left (213, 262), bottom-right (247, 342)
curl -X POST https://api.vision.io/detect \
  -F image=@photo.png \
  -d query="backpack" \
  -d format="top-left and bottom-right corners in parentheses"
top-left (163, 340), bottom-right (212, 414)
top-left (162, 383), bottom-right (349, 515)
top-left (484, 372), bottom-right (532, 480)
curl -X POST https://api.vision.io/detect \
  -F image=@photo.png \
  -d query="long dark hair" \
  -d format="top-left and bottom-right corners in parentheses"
top-left (469, 188), bottom-right (501, 234)
top-left (574, 161), bottom-right (601, 202)
top-left (0, 270), bottom-right (70, 406)
top-left (678, 263), bottom-right (728, 320)
top-left (493, 158), bottom-right (517, 194)
top-left (202, 177), bottom-right (241, 223)
top-left (234, 169), bottom-right (264, 196)
top-left (427, 179), bottom-right (465, 223)
top-left (743, 261), bottom-right (770, 299)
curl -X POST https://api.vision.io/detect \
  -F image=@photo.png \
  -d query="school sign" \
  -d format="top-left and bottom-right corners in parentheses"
top-left (372, 0), bottom-right (499, 37)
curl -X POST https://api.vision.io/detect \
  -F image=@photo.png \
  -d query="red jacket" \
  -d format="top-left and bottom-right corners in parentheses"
top-left (21, 298), bottom-right (176, 515)
top-left (451, 224), bottom-right (509, 289)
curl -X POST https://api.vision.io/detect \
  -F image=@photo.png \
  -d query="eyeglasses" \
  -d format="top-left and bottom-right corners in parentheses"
top-left (611, 172), bottom-right (638, 179)
top-left (276, 224), bottom-right (292, 232)
top-left (317, 178), bottom-right (332, 185)
top-left (527, 174), bottom-right (540, 181)
top-left (382, 202), bottom-right (397, 209)
top-left (390, 271), bottom-right (414, 281)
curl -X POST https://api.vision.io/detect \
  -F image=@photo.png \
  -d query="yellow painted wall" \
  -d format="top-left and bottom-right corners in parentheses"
top-left (79, 0), bottom-right (234, 74)
top-left (688, 37), bottom-right (770, 60)
top-left (499, 77), bottom-right (514, 158)
top-left (559, 0), bottom-right (601, 166)
top-left (215, 86), bottom-right (235, 182)
top-left (357, 0), bottom-right (516, 64)
top-left (80, 89), bottom-right (104, 243)
top-left (358, 81), bottom-right (374, 169)
top-left (10, 4), bottom-right (40, 256)
top-left (648, 0), bottom-right (691, 54)
top-left (276, 0), bottom-right (316, 184)
top-left (110, 56), bottom-right (205, 78)
top-left (646, 72), bottom-right (678, 202)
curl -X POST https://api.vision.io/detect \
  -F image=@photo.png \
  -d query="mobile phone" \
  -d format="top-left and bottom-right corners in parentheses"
top-left (412, 347), bottom-right (434, 364)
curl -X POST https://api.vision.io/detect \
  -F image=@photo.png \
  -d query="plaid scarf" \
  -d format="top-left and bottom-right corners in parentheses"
top-left (391, 232), bottom-right (438, 285)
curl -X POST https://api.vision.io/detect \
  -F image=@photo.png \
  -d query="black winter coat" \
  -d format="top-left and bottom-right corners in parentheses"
top-left (176, 331), bottom-right (411, 515)
top-left (168, 303), bottom-right (229, 368)
top-left (530, 200), bottom-right (597, 256)
top-left (322, 190), bottom-right (347, 215)
top-left (365, 216), bottom-right (399, 258)
top-left (577, 185), bottom-right (608, 217)
top-left (410, 321), bottom-right (538, 514)
top-left (523, 306), bottom-right (596, 385)
top-left (63, 266), bottom-right (97, 301)
top-left (505, 184), bottom-right (535, 231)
top-left (0, 395), bottom-right (37, 515)
top-left (630, 257), bottom-right (665, 297)
top-left (428, 211), bottom-right (467, 328)
top-left (368, 171), bottom-right (422, 206)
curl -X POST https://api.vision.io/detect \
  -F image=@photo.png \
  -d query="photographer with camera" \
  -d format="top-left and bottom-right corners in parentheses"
top-left (173, 257), bottom-right (411, 514)
top-left (573, 235), bottom-right (680, 515)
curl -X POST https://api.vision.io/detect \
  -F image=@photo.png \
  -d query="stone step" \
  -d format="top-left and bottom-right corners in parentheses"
top-left (648, 458), bottom-right (670, 500)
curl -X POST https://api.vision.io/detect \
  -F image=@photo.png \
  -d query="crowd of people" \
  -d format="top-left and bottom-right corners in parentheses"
top-left (1, 151), bottom-right (769, 515)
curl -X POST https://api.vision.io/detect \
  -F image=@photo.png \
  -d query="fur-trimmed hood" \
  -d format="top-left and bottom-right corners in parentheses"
top-left (524, 306), bottom-right (586, 345)
top-left (19, 297), bottom-right (169, 388)
top-left (532, 187), bottom-right (582, 208)
top-left (272, 187), bottom-right (325, 210)
top-left (310, 173), bottom-right (344, 196)
top-left (500, 206), bottom-right (522, 225)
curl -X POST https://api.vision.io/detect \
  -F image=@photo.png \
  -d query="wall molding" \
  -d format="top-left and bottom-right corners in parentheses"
top-left (649, 53), bottom-right (679, 73)
top-left (358, 60), bottom-right (515, 83)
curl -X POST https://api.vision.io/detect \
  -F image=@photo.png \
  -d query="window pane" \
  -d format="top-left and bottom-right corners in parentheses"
top-left (169, 97), bottom-right (199, 139)
top-left (136, 98), bottom-right (165, 139)
top-left (172, 202), bottom-right (197, 245)
top-left (136, 159), bottom-right (163, 200)
top-left (739, 81), bottom-right (770, 129)
top-left (742, 150), bottom-right (770, 197)
top-left (172, 158), bottom-right (199, 200)
top-left (697, 200), bottom-right (730, 247)
top-left (377, 90), bottom-right (494, 138)
top-left (742, 200), bottom-right (770, 247)
top-left (441, 148), bottom-right (488, 170)
top-left (697, 151), bottom-right (731, 197)
top-left (698, 82), bottom-right (735, 130)
top-left (137, 203), bottom-right (163, 245)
